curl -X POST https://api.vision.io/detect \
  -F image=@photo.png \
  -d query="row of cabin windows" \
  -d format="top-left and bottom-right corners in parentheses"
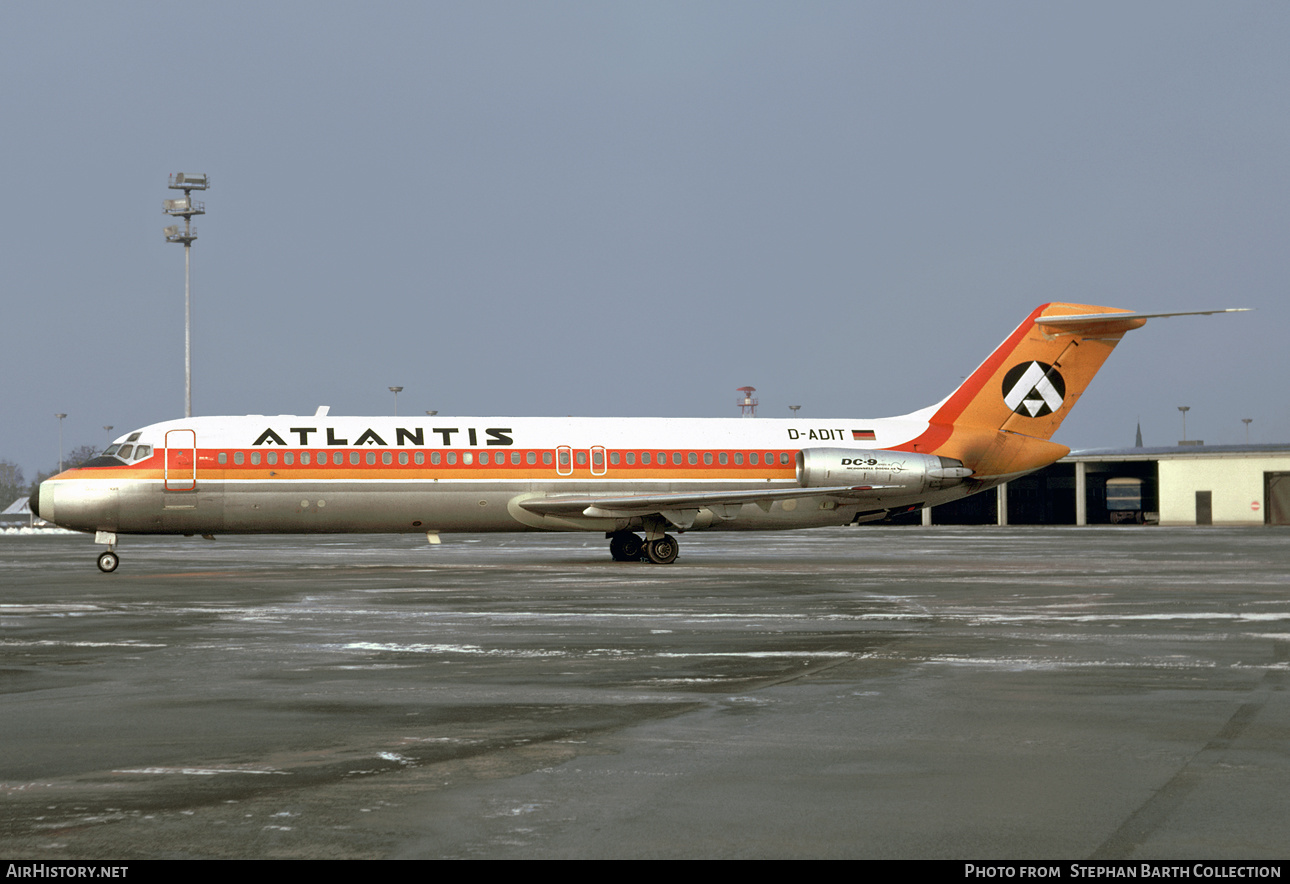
top-left (211, 450), bottom-right (795, 467)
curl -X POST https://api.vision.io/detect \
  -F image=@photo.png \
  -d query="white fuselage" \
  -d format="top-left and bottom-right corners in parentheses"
top-left (37, 411), bottom-right (977, 538)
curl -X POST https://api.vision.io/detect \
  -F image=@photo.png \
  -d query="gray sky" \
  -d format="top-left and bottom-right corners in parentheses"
top-left (3, 1), bottom-right (1286, 478)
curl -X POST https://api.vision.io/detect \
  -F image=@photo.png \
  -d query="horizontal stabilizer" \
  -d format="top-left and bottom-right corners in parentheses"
top-left (1038, 308), bottom-right (1249, 332)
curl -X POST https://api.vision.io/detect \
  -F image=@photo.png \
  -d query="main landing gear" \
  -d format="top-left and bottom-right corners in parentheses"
top-left (608, 531), bottom-right (679, 565)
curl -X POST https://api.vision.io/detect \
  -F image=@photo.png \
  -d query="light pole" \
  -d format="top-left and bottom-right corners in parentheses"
top-left (103, 425), bottom-right (114, 449)
top-left (389, 386), bottom-right (403, 416)
top-left (55, 413), bottom-right (67, 473)
top-left (1178, 406), bottom-right (1190, 443)
top-left (164, 173), bottom-right (209, 418)
top-left (1242, 418), bottom-right (1253, 443)
top-left (789, 405), bottom-right (801, 417)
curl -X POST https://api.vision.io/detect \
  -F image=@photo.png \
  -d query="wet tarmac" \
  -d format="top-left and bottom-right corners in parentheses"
top-left (1, 526), bottom-right (1288, 859)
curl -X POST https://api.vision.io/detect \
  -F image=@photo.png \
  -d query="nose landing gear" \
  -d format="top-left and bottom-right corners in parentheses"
top-left (94, 530), bottom-right (119, 573)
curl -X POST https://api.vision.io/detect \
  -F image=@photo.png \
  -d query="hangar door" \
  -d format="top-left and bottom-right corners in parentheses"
top-left (1265, 473), bottom-right (1290, 525)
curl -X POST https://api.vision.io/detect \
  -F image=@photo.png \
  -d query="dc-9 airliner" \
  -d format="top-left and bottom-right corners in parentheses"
top-left (31, 303), bottom-right (1242, 571)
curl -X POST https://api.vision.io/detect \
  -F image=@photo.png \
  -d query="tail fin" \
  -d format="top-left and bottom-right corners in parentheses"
top-left (936, 303), bottom-right (1144, 440)
top-left (901, 303), bottom-right (1144, 477)
top-left (899, 304), bottom-right (1246, 478)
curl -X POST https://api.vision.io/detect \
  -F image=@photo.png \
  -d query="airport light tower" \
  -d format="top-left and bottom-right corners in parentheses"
top-left (164, 173), bottom-right (209, 418)
top-left (55, 413), bottom-right (67, 474)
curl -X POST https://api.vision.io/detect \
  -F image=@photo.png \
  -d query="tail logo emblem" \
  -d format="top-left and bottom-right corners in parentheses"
top-left (1002, 361), bottom-right (1065, 417)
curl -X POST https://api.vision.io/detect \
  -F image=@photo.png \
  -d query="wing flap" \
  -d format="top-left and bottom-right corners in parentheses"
top-left (518, 485), bottom-right (906, 519)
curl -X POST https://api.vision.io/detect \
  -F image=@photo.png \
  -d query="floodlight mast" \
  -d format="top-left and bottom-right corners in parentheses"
top-left (164, 173), bottom-right (209, 418)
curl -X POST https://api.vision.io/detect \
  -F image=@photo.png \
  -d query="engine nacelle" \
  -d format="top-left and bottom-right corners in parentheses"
top-left (795, 448), bottom-right (973, 494)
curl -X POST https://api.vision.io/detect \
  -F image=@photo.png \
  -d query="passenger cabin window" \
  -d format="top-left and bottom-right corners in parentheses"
top-left (251, 452), bottom-right (261, 465)
top-left (284, 452), bottom-right (294, 465)
top-left (218, 453), bottom-right (227, 465)
top-left (234, 452), bottom-right (244, 465)
top-left (641, 452), bottom-right (651, 465)
top-left (267, 452), bottom-right (278, 465)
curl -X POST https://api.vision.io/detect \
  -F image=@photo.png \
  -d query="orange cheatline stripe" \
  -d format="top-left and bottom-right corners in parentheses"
top-left (60, 448), bottom-right (801, 482)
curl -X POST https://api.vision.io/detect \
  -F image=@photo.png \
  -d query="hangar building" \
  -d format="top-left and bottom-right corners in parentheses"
top-left (905, 443), bottom-right (1290, 527)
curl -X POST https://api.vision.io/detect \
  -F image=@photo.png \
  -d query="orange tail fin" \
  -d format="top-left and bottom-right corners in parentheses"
top-left (900, 303), bottom-right (1145, 477)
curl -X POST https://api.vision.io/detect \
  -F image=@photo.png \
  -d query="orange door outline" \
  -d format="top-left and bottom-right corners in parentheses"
top-left (165, 429), bottom-right (197, 490)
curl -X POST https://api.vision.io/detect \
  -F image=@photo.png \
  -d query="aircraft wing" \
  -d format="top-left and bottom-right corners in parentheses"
top-left (517, 485), bottom-right (904, 526)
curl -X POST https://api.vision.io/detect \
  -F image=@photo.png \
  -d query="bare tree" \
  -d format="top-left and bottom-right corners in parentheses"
top-left (0, 459), bottom-right (26, 507)
top-left (66, 444), bottom-right (99, 468)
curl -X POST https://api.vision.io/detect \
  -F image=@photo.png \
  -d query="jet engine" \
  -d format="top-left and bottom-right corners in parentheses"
top-left (795, 448), bottom-right (973, 494)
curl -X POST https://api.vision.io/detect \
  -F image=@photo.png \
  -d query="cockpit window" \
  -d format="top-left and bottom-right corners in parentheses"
top-left (104, 444), bottom-right (121, 456)
top-left (117, 444), bottom-right (134, 459)
top-left (135, 445), bottom-right (152, 460)
top-left (126, 432), bottom-right (142, 443)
